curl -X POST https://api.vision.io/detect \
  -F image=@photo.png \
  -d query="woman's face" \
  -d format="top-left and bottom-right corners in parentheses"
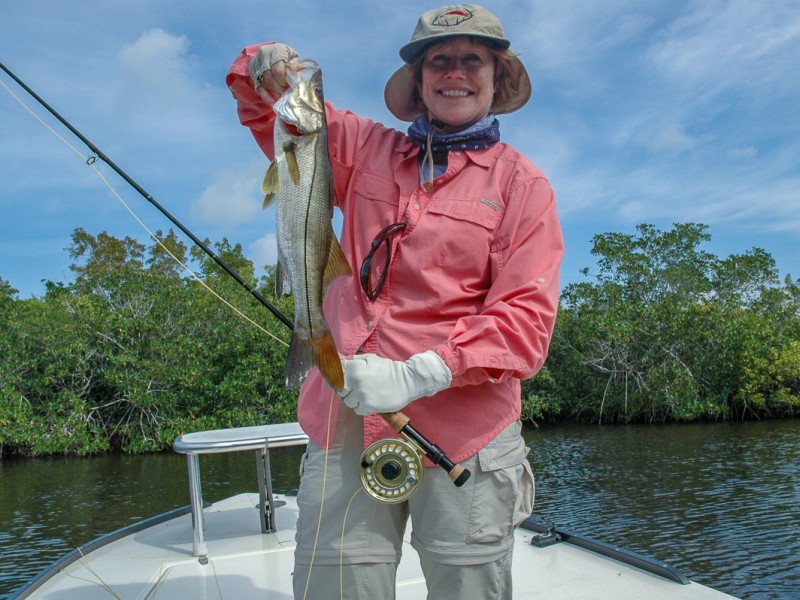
top-left (419, 38), bottom-right (496, 132)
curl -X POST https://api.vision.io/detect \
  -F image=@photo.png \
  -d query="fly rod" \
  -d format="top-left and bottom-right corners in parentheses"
top-left (0, 60), bottom-right (293, 331)
top-left (1, 61), bottom-right (470, 488)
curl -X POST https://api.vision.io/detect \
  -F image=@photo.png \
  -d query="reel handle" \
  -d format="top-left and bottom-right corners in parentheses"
top-left (380, 412), bottom-right (471, 487)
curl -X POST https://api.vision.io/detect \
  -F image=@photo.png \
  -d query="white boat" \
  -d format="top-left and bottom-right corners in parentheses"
top-left (9, 422), bottom-right (738, 599)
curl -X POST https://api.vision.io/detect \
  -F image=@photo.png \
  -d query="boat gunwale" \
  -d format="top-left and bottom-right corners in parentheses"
top-left (521, 516), bottom-right (691, 585)
top-left (7, 504), bottom-right (194, 600)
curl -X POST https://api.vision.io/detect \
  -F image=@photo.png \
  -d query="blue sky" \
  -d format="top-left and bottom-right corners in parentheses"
top-left (1, 0), bottom-right (798, 299)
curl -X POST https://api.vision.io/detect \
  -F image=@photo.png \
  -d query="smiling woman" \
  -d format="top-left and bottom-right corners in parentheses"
top-left (417, 39), bottom-right (498, 132)
top-left (226, 3), bottom-right (563, 598)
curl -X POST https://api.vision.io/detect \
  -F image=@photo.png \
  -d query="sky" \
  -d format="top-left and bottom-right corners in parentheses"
top-left (1, 0), bottom-right (798, 300)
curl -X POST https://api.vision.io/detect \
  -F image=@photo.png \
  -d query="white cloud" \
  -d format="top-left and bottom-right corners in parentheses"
top-left (192, 168), bottom-right (261, 226)
top-left (521, 0), bottom-right (651, 72)
top-left (619, 200), bottom-right (651, 223)
top-left (117, 28), bottom-right (193, 97)
top-left (645, 0), bottom-right (800, 98)
top-left (249, 234), bottom-right (278, 270)
top-left (648, 125), bottom-right (697, 153)
top-left (112, 28), bottom-right (217, 139)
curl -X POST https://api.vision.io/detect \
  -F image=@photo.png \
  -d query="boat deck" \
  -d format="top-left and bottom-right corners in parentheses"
top-left (14, 492), bottom-right (736, 599)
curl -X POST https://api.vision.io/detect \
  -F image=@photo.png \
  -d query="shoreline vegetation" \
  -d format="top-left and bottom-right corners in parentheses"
top-left (1, 222), bottom-right (798, 457)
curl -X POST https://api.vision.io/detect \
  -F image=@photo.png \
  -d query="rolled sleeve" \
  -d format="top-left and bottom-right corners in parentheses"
top-left (226, 43), bottom-right (279, 158)
top-left (433, 176), bottom-right (563, 386)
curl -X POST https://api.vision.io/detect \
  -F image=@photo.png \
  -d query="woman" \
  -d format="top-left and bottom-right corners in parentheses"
top-left (226, 4), bottom-right (563, 598)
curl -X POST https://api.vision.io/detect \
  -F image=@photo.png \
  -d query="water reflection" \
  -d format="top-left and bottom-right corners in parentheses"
top-left (524, 420), bottom-right (799, 599)
top-left (1, 421), bottom-right (797, 599)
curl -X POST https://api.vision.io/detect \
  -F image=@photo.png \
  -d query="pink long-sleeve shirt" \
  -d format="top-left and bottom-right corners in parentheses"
top-left (227, 44), bottom-right (564, 463)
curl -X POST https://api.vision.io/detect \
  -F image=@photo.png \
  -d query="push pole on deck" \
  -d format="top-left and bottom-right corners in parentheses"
top-left (0, 60), bottom-right (470, 490)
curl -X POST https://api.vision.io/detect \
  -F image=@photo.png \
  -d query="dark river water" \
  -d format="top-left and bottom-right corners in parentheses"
top-left (1, 420), bottom-right (798, 599)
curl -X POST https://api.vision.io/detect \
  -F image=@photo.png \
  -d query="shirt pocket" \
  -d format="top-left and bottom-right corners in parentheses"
top-left (351, 172), bottom-right (402, 265)
top-left (424, 197), bottom-right (504, 270)
top-left (353, 171), bottom-right (400, 209)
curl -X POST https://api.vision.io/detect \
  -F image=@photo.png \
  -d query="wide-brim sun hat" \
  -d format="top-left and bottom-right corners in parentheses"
top-left (384, 3), bottom-right (532, 122)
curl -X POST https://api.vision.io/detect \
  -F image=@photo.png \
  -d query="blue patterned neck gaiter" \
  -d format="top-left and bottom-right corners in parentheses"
top-left (407, 115), bottom-right (501, 189)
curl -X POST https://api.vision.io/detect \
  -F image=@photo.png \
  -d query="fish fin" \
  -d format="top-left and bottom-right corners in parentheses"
top-left (314, 332), bottom-right (344, 390)
top-left (275, 261), bottom-right (292, 297)
top-left (285, 334), bottom-right (313, 389)
top-left (284, 141), bottom-right (300, 185)
top-left (284, 331), bottom-right (343, 390)
top-left (322, 234), bottom-right (352, 288)
top-left (262, 162), bottom-right (280, 209)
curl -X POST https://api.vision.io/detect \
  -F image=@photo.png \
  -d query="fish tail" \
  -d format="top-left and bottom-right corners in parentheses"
top-left (285, 334), bottom-right (314, 389)
top-left (285, 331), bottom-right (344, 390)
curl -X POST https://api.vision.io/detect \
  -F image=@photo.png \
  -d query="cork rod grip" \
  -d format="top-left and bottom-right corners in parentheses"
top-left (379, 412), bottom-right (471, 488)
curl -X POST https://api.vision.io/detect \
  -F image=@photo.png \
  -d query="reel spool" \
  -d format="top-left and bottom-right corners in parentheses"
top-left (359, 437), bottom-right (424, 503)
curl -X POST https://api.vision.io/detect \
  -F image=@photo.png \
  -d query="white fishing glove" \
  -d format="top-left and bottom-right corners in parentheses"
top-left (338, 351), bottom-right (452, 416)
top-left (249, 43), bottom-right (300, 102)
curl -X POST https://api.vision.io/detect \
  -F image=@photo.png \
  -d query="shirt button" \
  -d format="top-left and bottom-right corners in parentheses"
top-left (455, 151), bottom-right (462, 156)
top-left (414, 202), bottom-right (420, 210)
top-left (367, 320), bottom-right (374, 329)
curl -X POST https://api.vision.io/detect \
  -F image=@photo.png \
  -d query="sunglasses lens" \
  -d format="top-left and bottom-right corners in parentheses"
top-left (360, 223), bottom-right (406, 300)
top-left (370, 240), bottom-right (391, 293)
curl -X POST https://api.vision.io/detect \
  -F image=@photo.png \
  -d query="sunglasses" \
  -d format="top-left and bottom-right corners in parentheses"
top-left (359, 222), bottom-right (406, 300)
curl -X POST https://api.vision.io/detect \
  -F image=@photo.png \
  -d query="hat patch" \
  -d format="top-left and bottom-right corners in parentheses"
top-left (431, 7), bottom-right (474, 28)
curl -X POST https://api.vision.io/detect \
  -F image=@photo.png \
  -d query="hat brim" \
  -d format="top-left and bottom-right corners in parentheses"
top-left (384, 55), bottom-right (532, 122)
top-left (399, 32), bottom-right (510, 64)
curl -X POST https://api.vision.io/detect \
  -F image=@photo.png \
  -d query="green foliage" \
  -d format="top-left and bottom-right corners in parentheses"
top-left (1, 230), bottom-right (296, 457)
top-left (546, 223), bottom-right (797, 424)
top-left (1, 222), bottom-right (798, 455)
top-left (737, 340), bottom-right (800, 416)
top-left (521, 365), bottom-right (562, 424)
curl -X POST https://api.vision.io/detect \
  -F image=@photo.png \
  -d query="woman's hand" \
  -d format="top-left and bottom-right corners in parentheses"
top-left (337, 351), bottom-right (452, 416)
top-left (249, 43), bottom-right (300, 105)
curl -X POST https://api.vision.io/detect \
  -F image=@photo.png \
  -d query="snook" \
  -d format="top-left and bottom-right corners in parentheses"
top-left (262, 60), bottom-right (350, 390)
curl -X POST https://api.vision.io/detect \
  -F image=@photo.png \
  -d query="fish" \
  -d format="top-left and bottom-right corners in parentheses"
top-left (261, 60), bottom-right (351, 390)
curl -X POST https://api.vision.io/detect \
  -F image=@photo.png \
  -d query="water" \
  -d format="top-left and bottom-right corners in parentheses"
top-left (524, 420), bottom-right (799, 599)
top-left (1, 420), bottom-right (797, 599)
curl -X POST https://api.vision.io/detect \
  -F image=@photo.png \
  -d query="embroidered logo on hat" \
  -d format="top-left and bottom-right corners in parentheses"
top-left (431, 7), bottom-right (474, 28)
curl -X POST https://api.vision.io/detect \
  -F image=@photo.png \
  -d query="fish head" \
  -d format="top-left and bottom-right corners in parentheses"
top-left (273, 60), bottom-right (325, 135)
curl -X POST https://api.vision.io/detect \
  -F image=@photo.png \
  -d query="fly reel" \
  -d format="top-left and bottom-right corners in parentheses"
top-left (359, 437), bottom-right (424, 503)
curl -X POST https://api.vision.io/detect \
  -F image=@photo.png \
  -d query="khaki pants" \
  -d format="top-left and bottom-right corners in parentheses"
top-left (293, 407), bottom-right (534, 599)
